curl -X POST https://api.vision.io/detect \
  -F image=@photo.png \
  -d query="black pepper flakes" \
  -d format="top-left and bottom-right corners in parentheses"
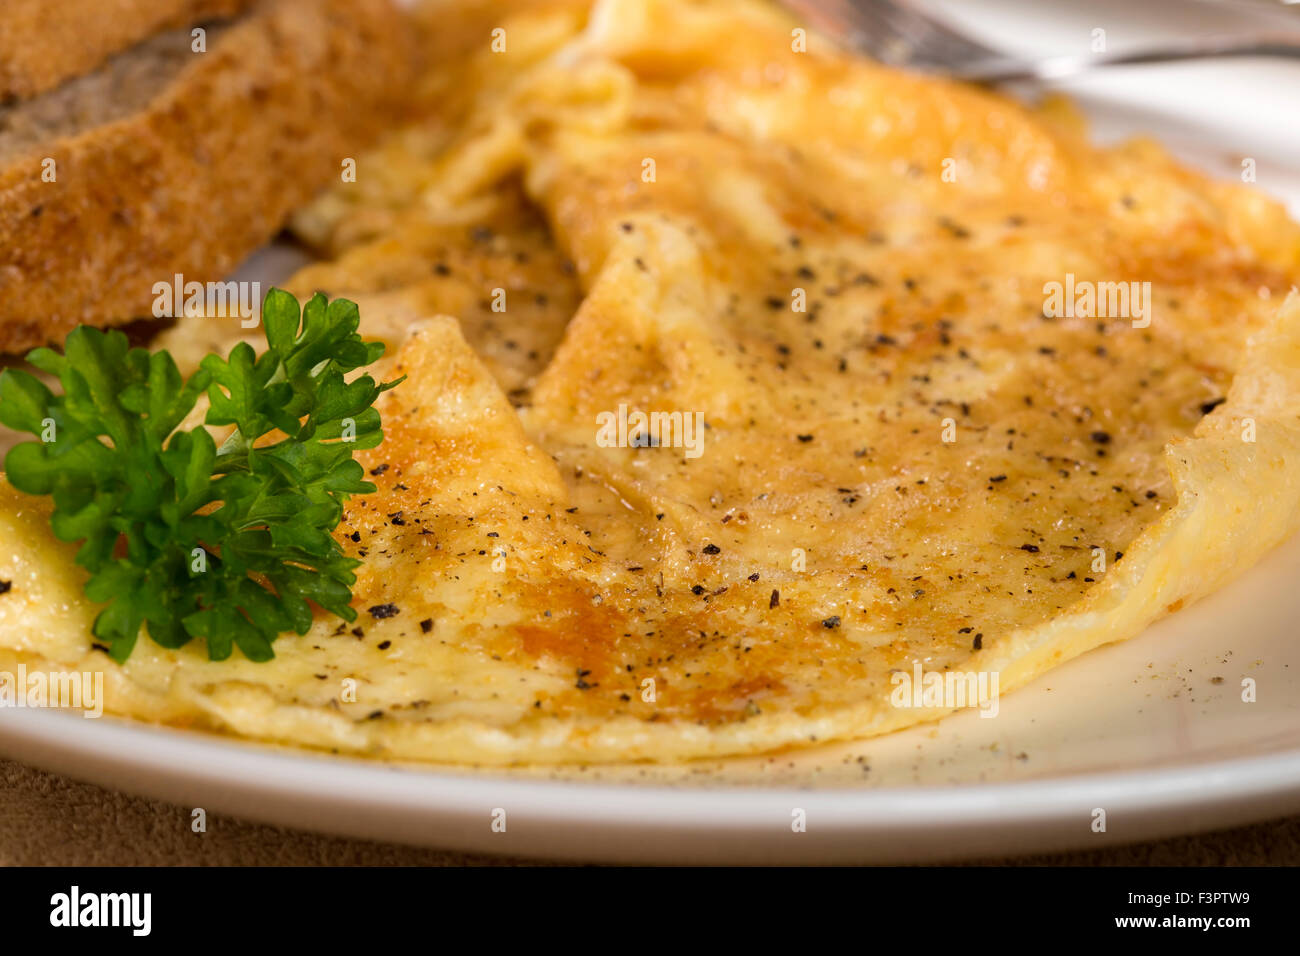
top-left (368, 604), bottom-right (400, 619)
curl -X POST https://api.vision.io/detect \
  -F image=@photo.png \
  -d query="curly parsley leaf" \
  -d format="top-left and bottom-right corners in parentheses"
top-left (0, 288), bottom-right (402, 663)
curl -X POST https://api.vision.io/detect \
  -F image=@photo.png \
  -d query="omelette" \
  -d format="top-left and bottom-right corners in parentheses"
top-left (2, 0), bottom-right (1300, 765)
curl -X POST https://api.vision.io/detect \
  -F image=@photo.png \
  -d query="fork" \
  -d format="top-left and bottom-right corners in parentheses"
top-left (779, 0), bottom-right (1300, 82)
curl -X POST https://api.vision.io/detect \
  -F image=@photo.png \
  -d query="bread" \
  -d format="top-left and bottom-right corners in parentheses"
top-left (0, 1), bottom-right (256, 102)
top-left (0, 0), bottom-right (415, 353)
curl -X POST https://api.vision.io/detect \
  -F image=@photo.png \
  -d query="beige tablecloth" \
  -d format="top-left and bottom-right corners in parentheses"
top-left (1, 758), bottom-right (1296, 865)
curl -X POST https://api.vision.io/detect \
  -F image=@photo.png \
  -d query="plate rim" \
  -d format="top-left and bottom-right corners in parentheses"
top-left (7, 706), bottom-right (1300, 862)
top-left (5, 705), bottom-right (1300, 821)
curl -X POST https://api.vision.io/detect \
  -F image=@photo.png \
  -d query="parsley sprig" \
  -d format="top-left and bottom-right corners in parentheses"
top-left (0, 289), bottom-right (401, 663)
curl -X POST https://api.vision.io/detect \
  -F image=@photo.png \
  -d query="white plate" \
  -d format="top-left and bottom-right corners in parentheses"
top-left (3, 0), bottom-right (1300, 864)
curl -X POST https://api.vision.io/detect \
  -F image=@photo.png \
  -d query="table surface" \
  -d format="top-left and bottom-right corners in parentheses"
top-left (2, 758), bottom-right (1296, 866)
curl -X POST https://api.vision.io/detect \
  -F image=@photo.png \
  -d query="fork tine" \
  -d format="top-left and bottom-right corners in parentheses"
top-left (782, 0), bottom-right (1000, 70)
top-left (782, 0), bottom-right (1300, 84)
top-left (859, 0), bottom-right (999, 66)
top-left (780, 0), bottom-right (901, 59)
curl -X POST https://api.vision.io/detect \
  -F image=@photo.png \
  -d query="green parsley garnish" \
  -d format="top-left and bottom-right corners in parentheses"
top-left (0, 288), bottom-right (401, 663)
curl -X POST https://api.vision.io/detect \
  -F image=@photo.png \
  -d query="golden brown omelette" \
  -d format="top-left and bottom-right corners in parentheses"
top-left (2, 0), bottom-right (1299, 764)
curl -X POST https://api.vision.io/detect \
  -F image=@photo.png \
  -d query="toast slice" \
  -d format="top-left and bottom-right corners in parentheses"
top-left (0, 0), bottom-right (415, 353)
top-left (0, 0), bottom-right (256, 102)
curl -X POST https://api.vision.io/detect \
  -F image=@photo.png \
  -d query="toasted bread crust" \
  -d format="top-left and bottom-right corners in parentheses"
top-left (0, 0), bottom-right (256, 101)
top-left (0, 0), bottom-right (415, 353)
